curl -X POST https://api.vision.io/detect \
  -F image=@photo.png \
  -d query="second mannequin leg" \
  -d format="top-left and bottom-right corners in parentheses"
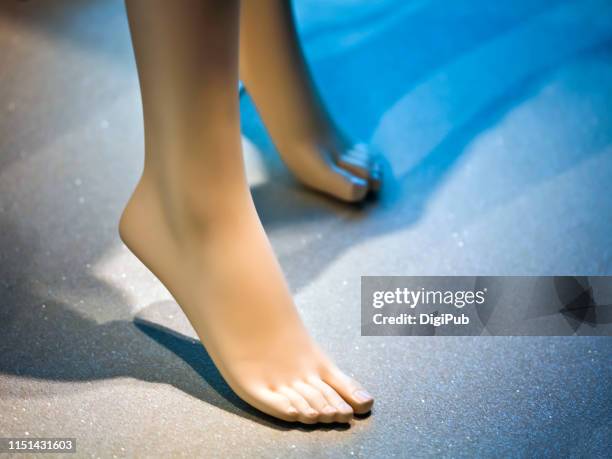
top-left (239, 0), bottom-right (381, 202)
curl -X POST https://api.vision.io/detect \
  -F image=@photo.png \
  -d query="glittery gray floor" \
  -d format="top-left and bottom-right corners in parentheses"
top-left (1, 0), bottom-right (611, 457)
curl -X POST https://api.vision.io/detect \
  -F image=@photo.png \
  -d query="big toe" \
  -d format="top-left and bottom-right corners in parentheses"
top-left (323, 367), bottom-right (374, 415)
top-left (315, 164), bottom-right (369, 203)
top-left (337, 144), bottom-right (383, 191)
top-left (291, 156), bottom-right (369, 203)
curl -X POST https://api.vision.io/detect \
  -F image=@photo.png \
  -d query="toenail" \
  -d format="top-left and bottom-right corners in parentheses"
top-left (353, 390), bottom-right (373, 403)
top-left (322, 405), bottom-right (336, 415)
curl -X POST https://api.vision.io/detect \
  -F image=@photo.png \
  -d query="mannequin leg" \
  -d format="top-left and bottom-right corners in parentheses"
top-left (122, 0), bottom-right (373, 424)
top-left (239, 0), bottom-right (381, 203)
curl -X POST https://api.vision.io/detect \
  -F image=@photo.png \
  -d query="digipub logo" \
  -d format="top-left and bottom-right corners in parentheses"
top-left (362, 276), bottom-right (612, 336)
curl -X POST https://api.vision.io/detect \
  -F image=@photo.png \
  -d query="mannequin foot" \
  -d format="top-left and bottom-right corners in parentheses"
top-left (275, 137), bottom-right (382, 203)
top-left (119, 174), bottom-right (374, 424)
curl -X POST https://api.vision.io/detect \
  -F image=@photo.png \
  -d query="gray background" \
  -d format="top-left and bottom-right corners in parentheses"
top-left (1, 0), bottom-right (611, 457)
